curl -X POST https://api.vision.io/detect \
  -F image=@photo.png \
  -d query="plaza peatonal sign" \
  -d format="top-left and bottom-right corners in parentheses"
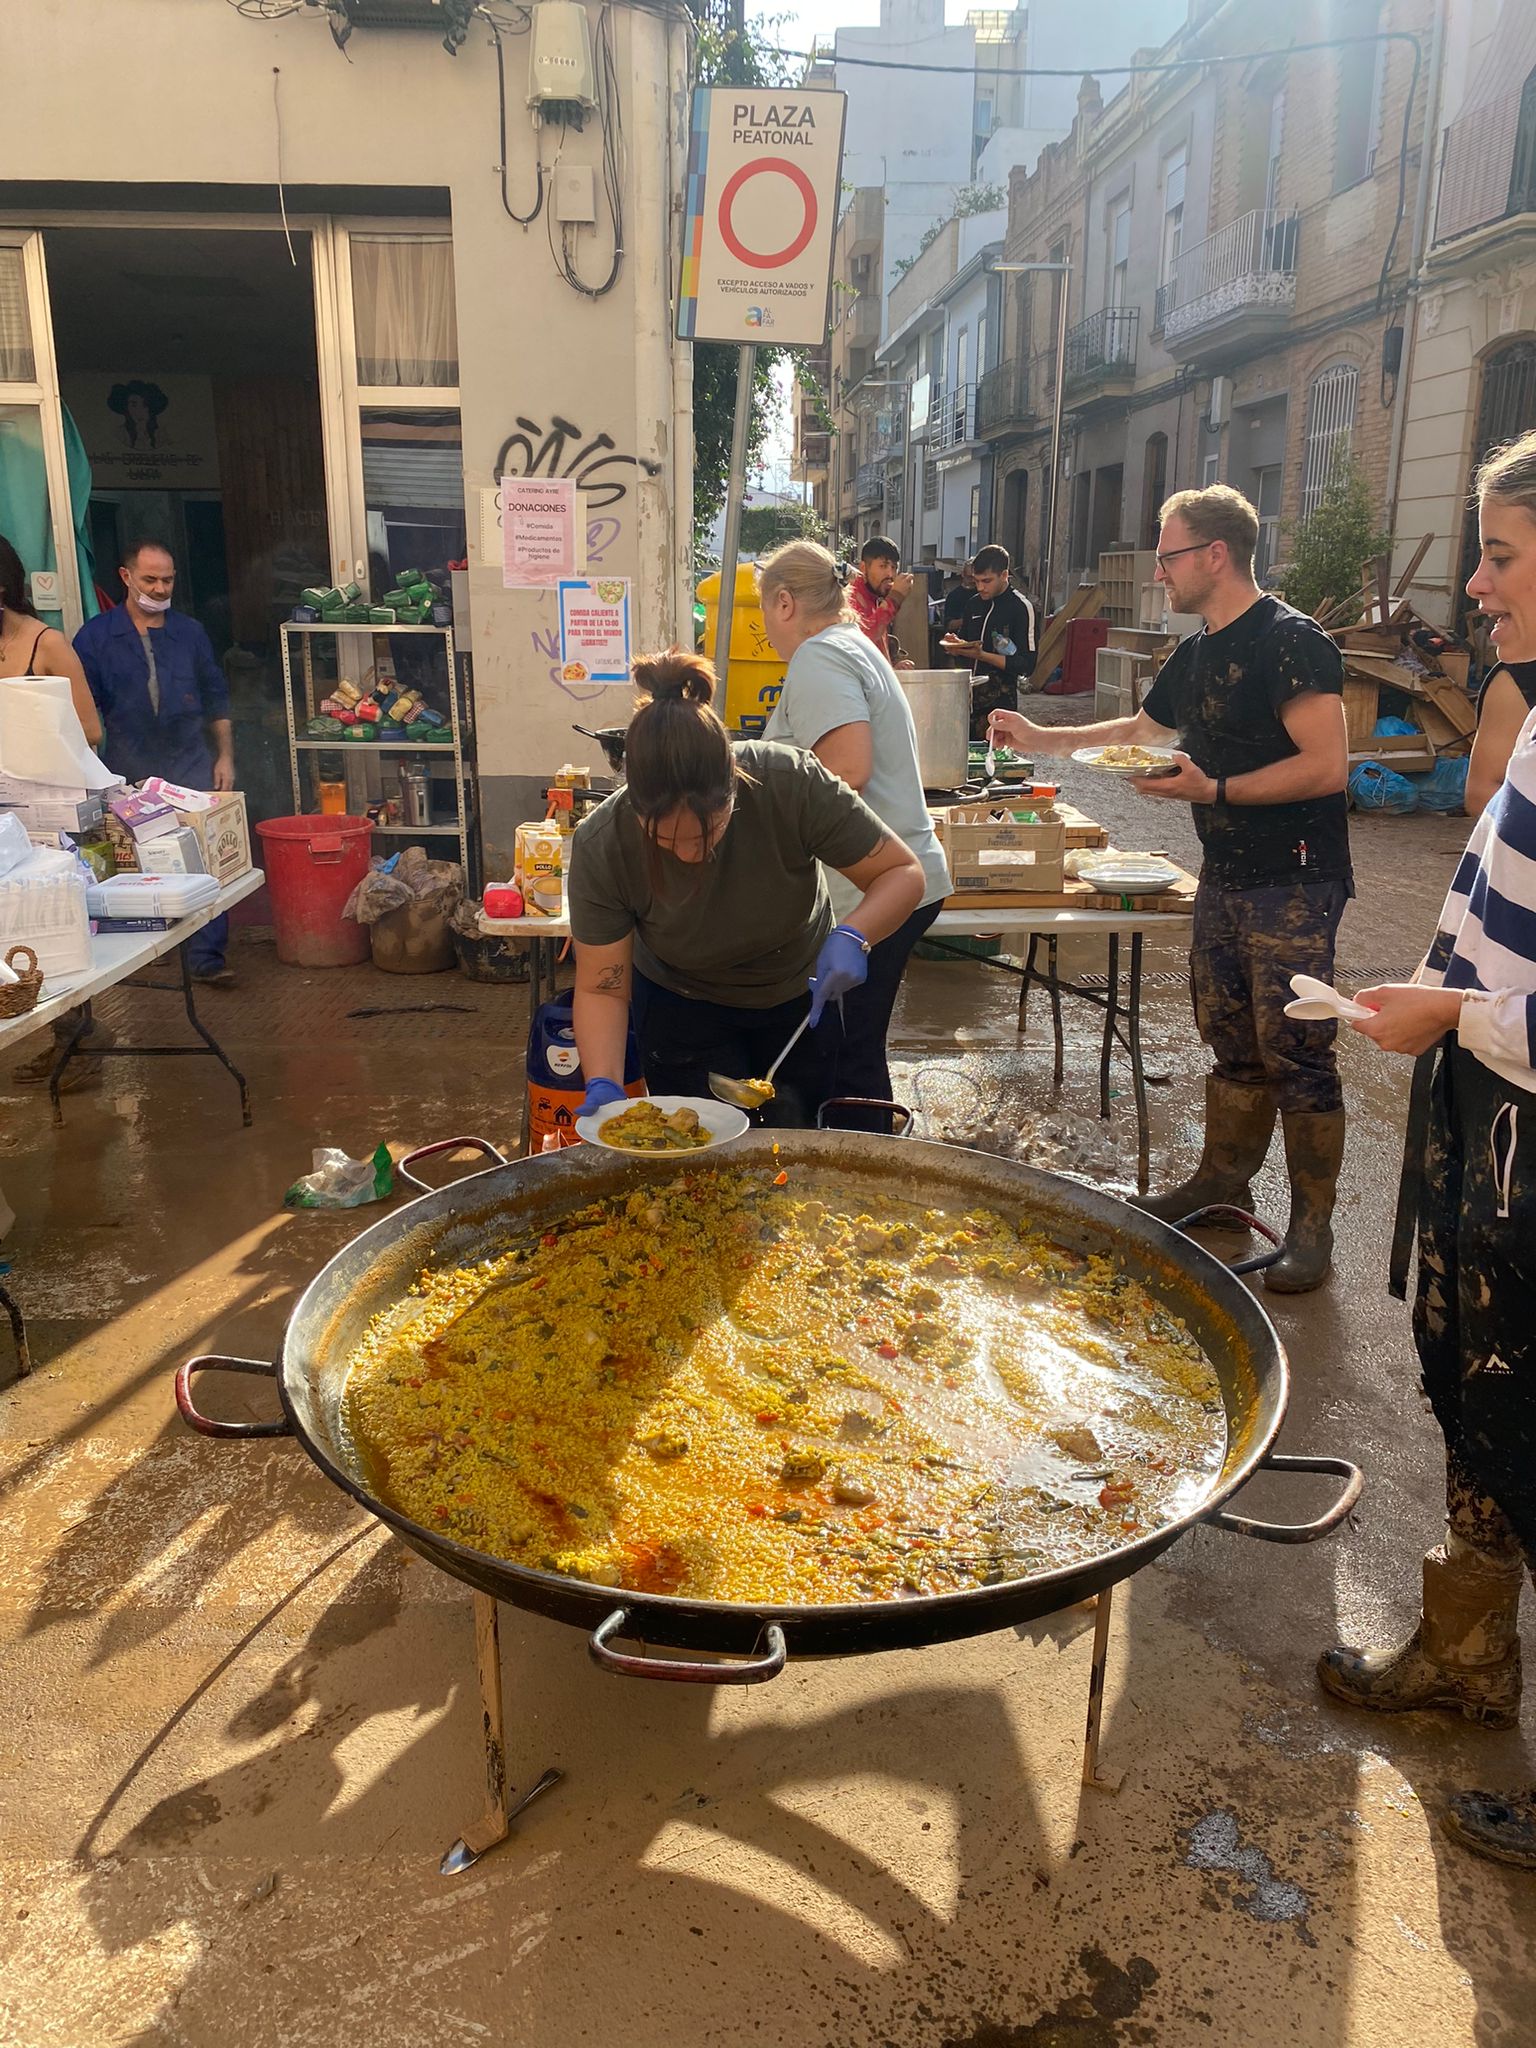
top-left (678, 88), bottom-right (848, 349)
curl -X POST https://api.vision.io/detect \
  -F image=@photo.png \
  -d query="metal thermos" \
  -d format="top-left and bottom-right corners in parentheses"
top-left (399, 763), bottom-right (432, 826)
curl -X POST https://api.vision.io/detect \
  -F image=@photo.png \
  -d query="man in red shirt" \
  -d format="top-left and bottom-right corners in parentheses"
top-left (848, 536), bottom-right (916, 668)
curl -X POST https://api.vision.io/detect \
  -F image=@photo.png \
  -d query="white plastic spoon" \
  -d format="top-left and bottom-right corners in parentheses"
top-left (1283, 972), bottom-right (1373, 1023)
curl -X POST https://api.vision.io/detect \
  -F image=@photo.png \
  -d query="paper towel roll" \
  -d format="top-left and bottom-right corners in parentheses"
top-left (0, 675), bottom-right (118, 789)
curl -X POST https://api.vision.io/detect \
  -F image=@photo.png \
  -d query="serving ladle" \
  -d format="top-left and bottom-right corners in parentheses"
top-left (708, 1012), bottom-right (813, 1111)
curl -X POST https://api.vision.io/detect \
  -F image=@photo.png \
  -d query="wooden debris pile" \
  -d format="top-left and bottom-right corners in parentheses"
top-left (1314, 538), bottom-right (1475, 766)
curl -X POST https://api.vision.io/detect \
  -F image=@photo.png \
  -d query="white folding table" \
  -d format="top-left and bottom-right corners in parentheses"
top-left (2, 867), bottom-right (267, 1126)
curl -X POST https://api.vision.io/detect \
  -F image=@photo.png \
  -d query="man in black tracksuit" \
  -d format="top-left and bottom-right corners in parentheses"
top-left (940, 542), bottom-right (1037, 739)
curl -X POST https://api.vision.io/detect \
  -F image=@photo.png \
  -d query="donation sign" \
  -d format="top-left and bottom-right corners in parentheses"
top-left (500, 477), bottom-right (578, 588)
top-left (679, 88), bottom-right (847, 348)
top-left (558, 578), bottom-right (631, 687)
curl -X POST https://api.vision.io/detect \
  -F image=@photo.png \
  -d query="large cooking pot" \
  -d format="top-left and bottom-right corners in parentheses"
top-left (177, 1131), bottom-right (1360, 1684)
top-left (897, 670), bottom-right (971, 789)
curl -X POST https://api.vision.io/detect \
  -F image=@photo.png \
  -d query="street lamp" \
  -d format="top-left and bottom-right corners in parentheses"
top-left (991, 259), bottom-right (1070, 615)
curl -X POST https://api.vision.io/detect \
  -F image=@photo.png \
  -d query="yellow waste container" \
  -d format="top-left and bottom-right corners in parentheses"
top-left (697, 564), bottom-right (787, 737)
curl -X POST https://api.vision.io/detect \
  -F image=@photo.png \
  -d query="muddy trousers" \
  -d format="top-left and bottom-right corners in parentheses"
top-left (1189, 879), bottom-right (1349, 1115)
top-left (1416, 1045), bottom-right (1536, 1571)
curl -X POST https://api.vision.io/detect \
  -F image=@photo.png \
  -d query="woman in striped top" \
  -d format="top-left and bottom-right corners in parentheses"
top-left (1318, 432), bottom-right (1536, 1872)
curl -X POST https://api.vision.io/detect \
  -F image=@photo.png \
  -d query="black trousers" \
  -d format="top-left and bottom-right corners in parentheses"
top-left (824, 899), bottom-right (943, 1130)
top-left (1415, 1044), bottom-right (1536, 1567)
top-left (969, 673), bottom-right (1016, 742)
top-left (629, 972), bottom-right (834, 1130)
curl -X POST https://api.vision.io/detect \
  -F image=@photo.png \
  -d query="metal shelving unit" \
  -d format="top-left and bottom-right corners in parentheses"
top-left (279, 620), bottom-right (474, 881)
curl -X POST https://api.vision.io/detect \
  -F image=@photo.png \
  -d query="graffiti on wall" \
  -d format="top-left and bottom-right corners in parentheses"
top-left (495, 413), bottom-right (643, 511)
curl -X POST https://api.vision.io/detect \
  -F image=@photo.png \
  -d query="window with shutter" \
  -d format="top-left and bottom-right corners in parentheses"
top-left (1301, 362), bottom-right (1359, 519)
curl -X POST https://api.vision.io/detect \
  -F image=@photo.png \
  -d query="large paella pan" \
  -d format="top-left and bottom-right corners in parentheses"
top-left (178, 1128), bottom-right (1359, 1682)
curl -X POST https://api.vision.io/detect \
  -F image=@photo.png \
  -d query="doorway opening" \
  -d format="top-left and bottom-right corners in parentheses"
top-left (43, 225), bottom-right (328, 825)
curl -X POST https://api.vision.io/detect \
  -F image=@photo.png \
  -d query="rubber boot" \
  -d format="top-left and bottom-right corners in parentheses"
top-left (1317, 1536), bottom-right (1524, 1729)
top-left (1134, 1076), bottom-right (1276, 1224)
top-left (1263, 1107), bottom-right (1345, 1294)
top-left (1442, 1786), bottom-right (1536, 1871)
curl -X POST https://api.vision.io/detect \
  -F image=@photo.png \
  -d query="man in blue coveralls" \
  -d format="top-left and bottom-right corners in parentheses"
top-left (76, 538), bottom-right (237, 986)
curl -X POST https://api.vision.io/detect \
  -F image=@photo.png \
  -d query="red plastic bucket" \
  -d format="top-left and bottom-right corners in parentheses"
top-left (254, 815), bottom-right (373, 968)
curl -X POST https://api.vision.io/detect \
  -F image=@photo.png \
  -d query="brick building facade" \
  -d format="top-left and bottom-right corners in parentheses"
top-left (980, 0), bottom-right (1435, 617)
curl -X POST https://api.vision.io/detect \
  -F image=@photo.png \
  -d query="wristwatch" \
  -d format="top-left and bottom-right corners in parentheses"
top-left (1215, 776), bottom-right (1229, 808)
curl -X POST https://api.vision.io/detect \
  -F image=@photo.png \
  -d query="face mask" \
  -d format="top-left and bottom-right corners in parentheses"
top-left (131, 585), bottom-right (172, 613)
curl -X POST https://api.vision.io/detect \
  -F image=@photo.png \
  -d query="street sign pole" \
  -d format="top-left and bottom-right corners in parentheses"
top-left (680, 86), bottom-right (846, 715)
top-left (712, 342), bottom-right (757, 690)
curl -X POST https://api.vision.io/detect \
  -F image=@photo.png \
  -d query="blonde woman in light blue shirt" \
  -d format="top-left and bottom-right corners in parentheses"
top-left (760, 540), bottom-right (950, 1130)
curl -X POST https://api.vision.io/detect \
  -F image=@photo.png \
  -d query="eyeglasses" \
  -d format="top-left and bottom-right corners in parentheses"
top-left (1155, 541), bottom-right (1217, 570)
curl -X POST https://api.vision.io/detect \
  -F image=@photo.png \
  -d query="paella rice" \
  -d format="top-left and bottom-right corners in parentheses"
top-left (341, 1166), bottom-right (1226, 1605)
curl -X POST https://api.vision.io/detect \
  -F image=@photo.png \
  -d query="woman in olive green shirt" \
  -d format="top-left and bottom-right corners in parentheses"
top-left (568, 648), bottom-right (923, 1127)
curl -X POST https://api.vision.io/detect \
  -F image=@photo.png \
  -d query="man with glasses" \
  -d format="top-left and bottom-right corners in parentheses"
top-left (986, 485), bottom-right (1351, 1292)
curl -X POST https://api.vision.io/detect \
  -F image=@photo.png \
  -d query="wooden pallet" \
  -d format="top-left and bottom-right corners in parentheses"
top-left (1055, 802), bottom-right (1110, 849)
top-left (944, 861), bottom-right (1197, 914)
top-left (1030, 583), bottom-right (1104, 688)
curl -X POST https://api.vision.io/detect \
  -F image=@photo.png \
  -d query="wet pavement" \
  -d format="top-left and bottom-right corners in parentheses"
top-left (1, 741), bottom-right (1532, 2047)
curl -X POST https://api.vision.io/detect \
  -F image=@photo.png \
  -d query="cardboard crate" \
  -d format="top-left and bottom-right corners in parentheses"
top-left (934, 804), bottom-right (1065, 896)
top-left (177, 792), bottom-right (252, 887)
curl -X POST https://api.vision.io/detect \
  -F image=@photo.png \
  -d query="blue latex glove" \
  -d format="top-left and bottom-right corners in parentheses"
top-left (579, 1077), bottom-right (628, 1116)
top-left (808, 925), bottom-right (870, 1028)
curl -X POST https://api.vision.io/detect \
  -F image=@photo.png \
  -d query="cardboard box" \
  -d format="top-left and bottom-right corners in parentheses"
top-left (174, 793), bottom-right (251, 887)
top-left (514, 820), bottom-right (564, 917)
top-left (1, 793), bottom-right (105, 836)
top-left (933, 805), bottom-right (1066, 896)
top-left (108, 790), bottom-right (180, 844)
top-left (137, 825), bottom-right (207, 876)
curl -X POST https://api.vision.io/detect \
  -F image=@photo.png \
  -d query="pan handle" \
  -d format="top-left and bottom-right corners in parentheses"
top-left (588, 1608), bottom-right (788, 1685)
top-left (1171, 1205), bottom-right (1284, 1276)
top-left (1206, 1453), bottom-right (1363, 1543)
top-left (397, 1135), bottom-right (510, 1195)
top-left (815, 1098), bottom-right (915, 1136)
top-left (175, 1355), bottom-right (291, 1440)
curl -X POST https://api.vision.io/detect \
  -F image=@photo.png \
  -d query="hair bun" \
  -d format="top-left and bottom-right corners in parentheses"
top-left (633, 648), bottom-right (717, 709)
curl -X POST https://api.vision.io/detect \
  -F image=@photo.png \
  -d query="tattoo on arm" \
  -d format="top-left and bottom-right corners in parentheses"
top-left (594, 964), bottom-right (626, 993)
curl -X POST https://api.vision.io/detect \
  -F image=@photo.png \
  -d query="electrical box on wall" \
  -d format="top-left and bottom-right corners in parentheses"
top-left (1208, 376), bottom-right (1232, 430)
top-left (553, 163), bottom-right (597, 225)
top-left (527, 1), bottom-right (597, 119)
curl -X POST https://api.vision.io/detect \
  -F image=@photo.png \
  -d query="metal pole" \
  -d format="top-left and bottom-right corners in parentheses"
top-left (1042, 267), bottom-right (1070, 615)
top-left (900, 382), bottom-right (913, 565)
top-left (713, 342), bottom-right (757, 690)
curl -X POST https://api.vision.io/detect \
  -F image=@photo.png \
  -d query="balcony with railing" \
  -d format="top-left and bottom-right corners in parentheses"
top-left (976, 355), bottom-right (1034, 436)
top-left (1433, 77), bottom-right (1536, 249)
top-left (930, 382), bottom-right (978, 452)
top-left (855, 461), bottom-right (886, 508)
top-left (1063, 306), bottom-right (1138, 398)
top-left (1153, 210), bottom-right (1299, 360)
top-left (863, 407), bottom-right (904, 462)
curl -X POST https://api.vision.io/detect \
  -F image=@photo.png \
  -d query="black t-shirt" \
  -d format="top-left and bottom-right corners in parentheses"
top-left (959, 583), bottom-right (1038, 684)
top-left (1140, 594), bottom-right (1351, 890)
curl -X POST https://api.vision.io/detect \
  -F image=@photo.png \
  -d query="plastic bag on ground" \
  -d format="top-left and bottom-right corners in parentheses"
top-left (344, 845), bottom-right (464, 926)
top-left (1408, 756), bottom-right (1470, 814)
top-left (1349, 761), bottom-right (1418, 813)
top-left (283, 1142), bottom-right (395, 1209)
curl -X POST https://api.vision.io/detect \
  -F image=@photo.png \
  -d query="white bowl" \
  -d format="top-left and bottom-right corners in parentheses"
top-left (575, 1093), bottom-right (750, 1152)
